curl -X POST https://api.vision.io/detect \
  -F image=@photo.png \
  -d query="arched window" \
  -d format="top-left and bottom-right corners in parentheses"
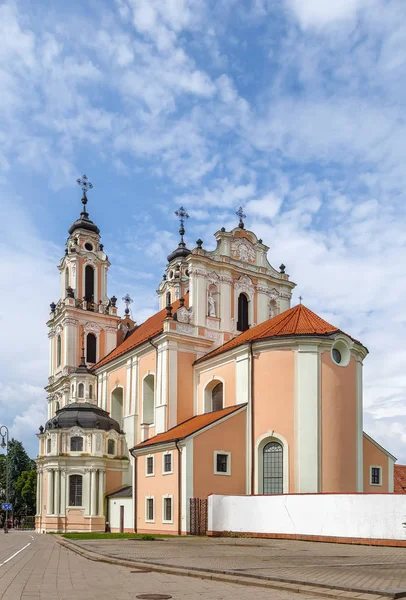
top-left (86, 333), bottom-right (97, 363)
top-left (263, 441), bottom-right (283, 494)
top-left (89, 384), bottom-right (93, 400)
top-left (237, 293), bottom-right (249, 332)
top-left (204, 380), bottom-right (224, 413)
top-left (69, 474), bottom-right (83, 506)
top-left (142, 375), bottom-right (155, 425)
top-left (78, 383), bottom-right (84, 398)
top-left (70, 436), bottom-right (83, 452)
top-left (56, 335), bottom-right (62, 367)
top-left (111, 387), bottom-right (124, 429)
top-left (65, 267), bottom-right (69, 293)
top-left (55, 400), bottom-right (60, 413)
top-left (47, 438), bottom-right (51, 454)
top-left (166, 291), bottom-right (171, 305)
top-left (107, 439), bottom-right (115, 455)
top-left (85, 265), bottom-right (95, 302)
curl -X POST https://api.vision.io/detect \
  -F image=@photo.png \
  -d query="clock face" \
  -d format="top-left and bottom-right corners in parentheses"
top-left (85, 242), bottom-right (93, 251)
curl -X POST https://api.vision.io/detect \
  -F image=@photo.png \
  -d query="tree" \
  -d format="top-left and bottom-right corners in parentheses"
top-left (6, 439), bottom-right (35, 516)
top-left (15, 470), bottom-right (37, 516)
top-left (0, 454), bottom-right (6, 505)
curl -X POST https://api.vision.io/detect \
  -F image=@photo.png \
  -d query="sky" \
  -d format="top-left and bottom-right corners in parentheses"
top-left (0, 0), bottom-right (405, 462)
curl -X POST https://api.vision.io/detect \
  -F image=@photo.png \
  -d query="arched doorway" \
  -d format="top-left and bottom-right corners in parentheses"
top-left (237, 293), bottom-right (249, 332)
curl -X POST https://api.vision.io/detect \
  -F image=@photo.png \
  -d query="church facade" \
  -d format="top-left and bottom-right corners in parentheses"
top-left (35, 181), bottom-right (395, 534)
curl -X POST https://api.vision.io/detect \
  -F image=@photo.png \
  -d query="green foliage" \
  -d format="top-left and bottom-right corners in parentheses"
top-left (15, 470), bottom-right (37, 515)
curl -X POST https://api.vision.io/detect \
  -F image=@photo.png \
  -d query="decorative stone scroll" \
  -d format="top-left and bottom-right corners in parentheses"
top-left (84, 321), bottom-right (102, 334)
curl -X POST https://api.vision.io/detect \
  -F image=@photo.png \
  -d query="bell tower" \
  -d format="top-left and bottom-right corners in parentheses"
top-left (46, 176), bottom-right (121, 419)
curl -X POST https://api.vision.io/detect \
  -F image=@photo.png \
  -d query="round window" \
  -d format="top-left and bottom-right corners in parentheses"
top-left (85, 242), bottom-right (93, 251)
top-left (332, 348), bottom-right (342, 364)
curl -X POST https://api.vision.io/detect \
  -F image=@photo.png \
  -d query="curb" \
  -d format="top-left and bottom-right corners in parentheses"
top-left (56, 537), bottom-right (403, 600)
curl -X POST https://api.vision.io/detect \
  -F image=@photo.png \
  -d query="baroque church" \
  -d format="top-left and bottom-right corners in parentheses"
top-left (35, 178), bottom-right (395, 534)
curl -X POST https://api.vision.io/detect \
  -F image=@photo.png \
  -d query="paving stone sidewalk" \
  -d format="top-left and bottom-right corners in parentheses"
top-left (69, 536), bottom-right (406, 596)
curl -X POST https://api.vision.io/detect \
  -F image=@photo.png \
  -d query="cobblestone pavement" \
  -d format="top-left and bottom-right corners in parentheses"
top-left (0, 531), bottom-right (328, 600)
top-left (71, 536), bottom-right (406, 595)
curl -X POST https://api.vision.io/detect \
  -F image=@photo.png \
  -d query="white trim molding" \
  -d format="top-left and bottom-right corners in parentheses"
top-left (145, 455), bottom-right (154, 477)
top-left (145, 496), bottom-right (155, 523)
top-left (162, 451), bottom-right (173, 475)
top-left (370, 465), bottom-right (383, 486)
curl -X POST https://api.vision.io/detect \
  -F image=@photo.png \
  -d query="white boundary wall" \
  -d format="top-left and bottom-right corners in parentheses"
top-left (208, 494), bottom-right (406, 541)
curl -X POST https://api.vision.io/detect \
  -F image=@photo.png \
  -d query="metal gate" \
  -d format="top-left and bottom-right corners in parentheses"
top-left (189, 498), bottom-right (208, 535)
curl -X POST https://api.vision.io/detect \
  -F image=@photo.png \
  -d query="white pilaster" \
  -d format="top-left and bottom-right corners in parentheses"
top-left (294, 345), bottom-right (320, 493)
top-left (60, 470), bottom-right (66, 515)
top-left (102, 373), bottom-right (108, 411)
top-left (356, 357), bottom-right (364, 492)
top-left (156, 344), bottom-right (168, 434)
top-left (98, 470), bottom-right (105, 515)
top-left (236, 352), bottom-right (250, 405)
top-left (54, 469), bottom-right (60, 516)
top-left (90, 469), bottom-right (97, 516)
top-left (388, 457), bottom-right (394, 493)
top-left (47, 470), bottom-right (54, 515)
top-left (125, 359), bottom-right (131, 416)
top-left (181, 439), bottom-right (194, 534)
top-left (220, 279), bottom-right (232, 332)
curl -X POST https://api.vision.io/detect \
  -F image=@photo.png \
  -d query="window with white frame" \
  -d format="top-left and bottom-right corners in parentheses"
top-left (370, 466), bottom-right (382, 485)
top-left (47, 438), bottom-right (51, 454)
top-left (214, 451), bottom-right (231, 475)
top-left (107, 439), bottom-right (115, 455)
top-left (163, 496), bottom-right (173, 523)
top-left (69, 475), bottom-right (83, 506)
top-left (146, 455), bottom-right (154, 476)
top-left (163, 452), bottom-right (173, 474)
top-left (146, 497), bottom-right (154, 522)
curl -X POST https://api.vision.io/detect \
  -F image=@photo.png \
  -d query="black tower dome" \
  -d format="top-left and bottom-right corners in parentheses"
top-left (44, 403), bottom-right (121, 433)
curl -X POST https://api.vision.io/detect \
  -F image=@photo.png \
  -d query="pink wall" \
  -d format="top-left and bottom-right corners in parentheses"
top-left (321, 353), bottom-right (357, 492)
top-left (363, 436), bottom-right (389, 492)
top-left (136, 449), bottom-right (179, 533)
top-left (193, 410), bottom-right (246, 498)
top-left (177, 351), bottom-right (196, 423)
top-left (198, 361), bottom-right (236, 411)
top-left (253, 350), bottom-right (295, 491)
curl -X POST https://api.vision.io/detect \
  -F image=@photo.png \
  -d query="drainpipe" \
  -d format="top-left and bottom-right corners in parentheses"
top-left (249, 342), bottom-right (255, 495)
top-left (175, 440), bottom-right (182, 535)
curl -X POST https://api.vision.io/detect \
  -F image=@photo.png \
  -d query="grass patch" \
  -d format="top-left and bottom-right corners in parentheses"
top-left (62, 532), bottom-right (182, 540)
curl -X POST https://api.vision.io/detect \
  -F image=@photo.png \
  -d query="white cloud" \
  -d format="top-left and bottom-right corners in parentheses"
top-left (286, 0), bottom-right (371, 29)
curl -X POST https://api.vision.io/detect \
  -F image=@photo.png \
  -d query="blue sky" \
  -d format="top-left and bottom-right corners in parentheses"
top-left (1, 0), bottom-right (406, 461)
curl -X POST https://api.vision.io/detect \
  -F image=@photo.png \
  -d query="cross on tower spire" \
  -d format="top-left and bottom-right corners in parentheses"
top-left (299, 295), bottom-right (303, 304)
top-left (76, 175), bottom-right (93, 213)
top-left (236, 206), bottom-right (246, 229)
top-left (175, 206), bottom-right (189, 246)
top-left (122, 293), bottom-right (133, 316)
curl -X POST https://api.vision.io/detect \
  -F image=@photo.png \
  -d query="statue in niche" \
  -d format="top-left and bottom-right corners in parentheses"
top-left (269, 299), bottom-right (278, 319)
top-left (208, 292), bottom-right (216, 317)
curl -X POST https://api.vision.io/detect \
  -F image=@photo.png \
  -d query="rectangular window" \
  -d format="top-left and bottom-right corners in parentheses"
top-left (163, 497), bottom-right (172, 523)
top-left (146, 498), bottom-right (154, 522)
top-left (214, 451), bottom-right (231, 475)
top-left (371, 466), bottom-right (381, 485)
top-left (146, 456), bottom-right (154, 476)
top-left (47, 438), bottom-right (51, 454)
top-left (163, 453), bottom-right (172, 473)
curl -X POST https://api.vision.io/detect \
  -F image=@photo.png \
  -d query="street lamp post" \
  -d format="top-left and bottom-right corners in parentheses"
top-left (0, 426), bottom-right (9, 534)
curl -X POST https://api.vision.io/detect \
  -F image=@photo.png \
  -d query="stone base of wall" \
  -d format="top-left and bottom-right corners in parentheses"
top-left (35, 515), bottom-right (106, 533)
top-left (207, 530), bottom-right (406, 548)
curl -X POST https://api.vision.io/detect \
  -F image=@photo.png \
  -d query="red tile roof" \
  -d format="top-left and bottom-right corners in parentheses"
top-left (394, 465), bottom-right (406, 493)
top-left (132, 404), bottom-right (246, 450)
top-left (198, 303), bottom-right (355, 363)
top-left (94, 295), bottom-right (189, 369)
